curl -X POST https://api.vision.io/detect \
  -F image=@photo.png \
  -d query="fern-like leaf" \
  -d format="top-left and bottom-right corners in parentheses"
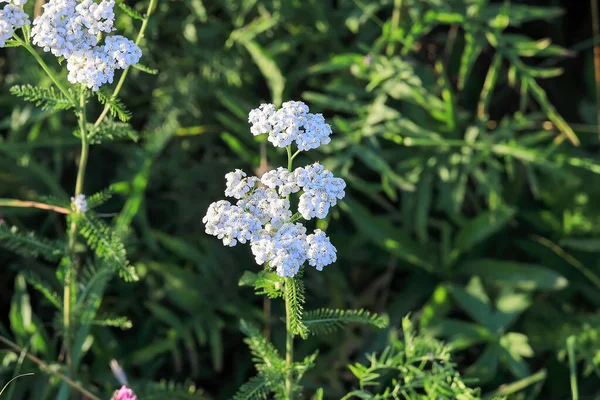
top-left (86, 119), bottom-right (139, 144)
top-left (96, 89), bottom-right (132, 122)
top-left (21, 271), bottom-right (62, 309)
top-left (10, 85), bottom-right (74, 111)
top-left (133, 63), bottom-right (159, 75)
top-left (240, 320), bottom-right (285, 371)
top-left (239, 271), bottom-right (284, 299)
top-left (86, 187), bottom-right (115, 209)
top-left (285, 274), bottom-right (308, 339)
top-left (303, 309), bottom-right (389, 335)
top-left (0, 224), bottom-right (64, 262)
top-left (232, 375), bottom-right (270, 400)
top-left (91, 315), bottom-right (133, 329)
top-left (118, 1), bottom-right (144, 20)
top-left (74, 213), bottom-right (138, 281)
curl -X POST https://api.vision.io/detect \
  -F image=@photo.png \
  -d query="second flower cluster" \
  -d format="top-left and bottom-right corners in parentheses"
top-left (203, 166), bottom-right (345, 278)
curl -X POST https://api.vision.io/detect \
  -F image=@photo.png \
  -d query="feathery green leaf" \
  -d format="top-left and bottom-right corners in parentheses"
top-left (10, 85), bottom-right (74, 111)
top-left (304, 309), bottom-right (389, 335)
top-left (96, 89), bottom-right (132, 122)
top-left (285, 274), bottom-right (308, 339)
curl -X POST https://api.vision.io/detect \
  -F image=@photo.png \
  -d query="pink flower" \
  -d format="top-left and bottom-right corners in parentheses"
top-left (111, 385), bottom-right (137, 400)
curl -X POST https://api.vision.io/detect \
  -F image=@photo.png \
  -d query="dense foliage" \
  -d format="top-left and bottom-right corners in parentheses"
top-left (1, 0), bottom-right (600, 399)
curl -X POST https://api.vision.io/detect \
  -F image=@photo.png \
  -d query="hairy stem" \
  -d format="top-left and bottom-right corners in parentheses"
top-left (93, 0), bottom-right (158, 127)
top-left (285, 278), bottom-right (294, 399)
top-left (0, 335), bottom-right (101, 400)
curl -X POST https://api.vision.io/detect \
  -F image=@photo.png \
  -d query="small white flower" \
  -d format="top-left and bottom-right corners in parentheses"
top-left (297, 163), bottom-right (346, 220)
top-left (224, 169), bottom-right (259, 199)
top-left (71, 194), bottom-right (88, 212)
top-left (31, 0), bottom-right (111, 58)
top-left (306, 229), bottom-right (337, 271)
top-left (202, 200), bottom-right (261, 247)
top-left (237, 186), bottom-right (291, 229)
top-left (0, 3), bottom-right (29, 47)
top-left (247, 101), bottom-right (333, 151)
top-left (66, 47), bottom-right (115, 91)
top-left (248, 103), bottom-right (275, 136)
top-left (103, 35), bottom-right (141, 68)
top-left (251, 223), bottom-right (308, 277)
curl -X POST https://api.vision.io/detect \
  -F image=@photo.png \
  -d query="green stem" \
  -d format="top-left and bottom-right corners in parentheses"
top-left (386, 0), bottom-right (402, 56)
top-left (285, 278), bottom-right (294, 399)
top-left (567, 336), bottom-right (579, 400)
top-left (284, 145), bottom-right (294, 398)
top-left (20, 41), bottom-right (77, 107)
top-left (93, 0), bottom-right (158, 127)
top-left (64, 93), bottom-right (89, 384)
top-left (75, 93), bottom-right (89, 196)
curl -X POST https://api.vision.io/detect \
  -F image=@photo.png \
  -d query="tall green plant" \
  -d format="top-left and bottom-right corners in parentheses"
top-left (0, 0), bottom-right (156, 398)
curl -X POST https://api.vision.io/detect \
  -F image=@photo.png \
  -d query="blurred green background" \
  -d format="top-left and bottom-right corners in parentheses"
top-left (3, 0), bottom-right (600, 398)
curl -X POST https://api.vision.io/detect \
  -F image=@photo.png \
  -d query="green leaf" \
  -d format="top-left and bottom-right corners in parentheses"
top-left (132, 63), bottom-right (159, 75)
top-left (239, 271), bottom-right (284, 299)
top-left (285, 275), bottom-right (308, 339)
top-left (503, 34), bottom-right (573, 58)
top-left (479, 5), bottom-right (564, 27)
top-left (560, 238), bottom-right (600, 252)
top-left (96, 89), bottom-right (132, 122)
top-left (355, 147), bottom-right (415, 191)
top-left (86, 119), bottom-right (138, 144)
top-left (450, 285), bottom-right (494, 328)
top-left (303, 309), bottom-right (388, 335)
top-left (241, 41), bottom-right (285, 106)
top-left (10, 85), bottom-right (74, 111)
top-left (340, 199), bottom-right (433, 272)
top-left (240, 320), bottom-right (285, 370)
top-left (118, 1), bottom-right (144, 20)
top-left (466, 344), bottom-right (500, 383)
top-left (232, 375), bottom-right (269, 400)
top-left (458, 259), bottom-right (568, 290)
top-left (75, 213), bottom-right (138, 281)
top-left (452, 207), bottom-right (515, 258)
top-left (0, 224), bottom-right (64, 262)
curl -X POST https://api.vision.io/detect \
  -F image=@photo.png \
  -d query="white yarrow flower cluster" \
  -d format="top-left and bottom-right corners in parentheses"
top-left (204, 102), bottom-right (344, 278)
top-left (0, 1), bottom-right (29, 48)
top-left (248, 101), bottom-right (332, 151)
top-left (31, 0), bottom-right (141, 91)
top-left (71, 194), bottom-right (88, 213)
top-left (262, 163), bottom-right (346, 220)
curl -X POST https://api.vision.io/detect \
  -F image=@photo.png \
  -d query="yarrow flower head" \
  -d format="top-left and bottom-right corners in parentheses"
top-left (111, 386), bottom-right (136, 400)
top-left (71, 194), bottom-right (87, 213)
top-left (30, 0), bottom-right (141, 91)
top-left (204, 101), bottom-right (344, 277)
top-left (0, 1), bottom-right (29, 48)
top-left (248, 101), bottom-right (332, 151)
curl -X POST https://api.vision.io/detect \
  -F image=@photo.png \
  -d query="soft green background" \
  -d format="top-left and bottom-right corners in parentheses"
top-left (2, 0), bottom-right (600, 398)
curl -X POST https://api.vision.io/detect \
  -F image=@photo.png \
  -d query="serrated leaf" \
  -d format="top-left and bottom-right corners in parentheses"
top-left (132, 63), bottom-right (158, 75)
top-left (304, 309), bottom-right (388, 335)
top-left (10, 85), bottom-right (74, 111)
top-left (118, 1), bottom-right (144, 20)
top-left (96, 89), bottom-right (132, 122)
